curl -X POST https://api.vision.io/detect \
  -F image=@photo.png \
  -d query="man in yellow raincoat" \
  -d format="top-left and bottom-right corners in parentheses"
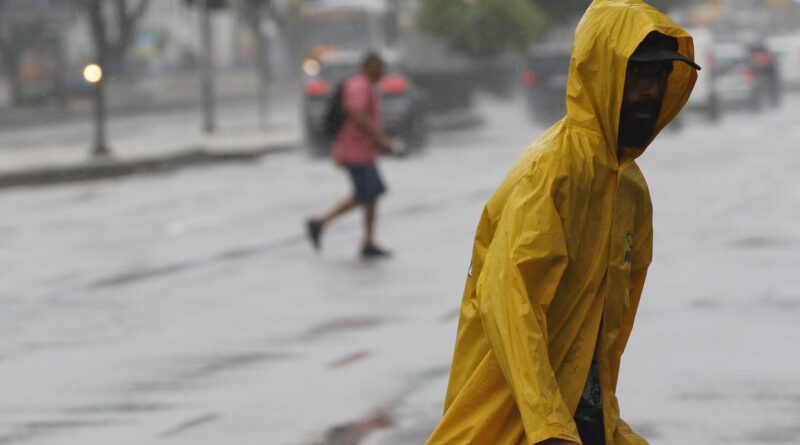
top-left (426, 1), bottom-right (699, 444)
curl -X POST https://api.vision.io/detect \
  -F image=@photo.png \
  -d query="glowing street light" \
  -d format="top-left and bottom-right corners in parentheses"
top-left (83, 63), bottom-right (103, 84)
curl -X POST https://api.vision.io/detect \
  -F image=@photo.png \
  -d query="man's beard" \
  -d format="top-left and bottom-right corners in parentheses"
top-left (618, 99), bottom-right (661, 148)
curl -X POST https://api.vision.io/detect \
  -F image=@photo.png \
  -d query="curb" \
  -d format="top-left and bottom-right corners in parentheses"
top-left (0, 143), bottom-right (297, 191)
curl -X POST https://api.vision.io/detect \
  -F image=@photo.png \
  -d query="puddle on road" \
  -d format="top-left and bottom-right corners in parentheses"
top-left (689, 297), bottom-right (726, 309)
top-left (62, 402), bottom-right (171, 415)
top-left (159, 413), bottom-right (221, 438)
top-left (676, 391), bottom-right (731, 401)
top-left (439, 308), bottom-right (459, 322)
top-left (0, 420), bottom-right (116, 445)
top-left (301, 316), bottom-right (387, 340)
top-left (328, 350), bottom-right (371, 369)
top-left (745, 425), bottom-right (800, 443)
top-left (629, 422), bottom-right (662, 440)
top-left (91, 262), bottom-right (196, 288)
top-left (728, 235), bottom-right (800, 250)
top-left (121, 351), bottom-right (293, 394)
top-left (760, 294), bottom-right (800, 310)
top-left (312, 411), bottom-right (393, 445)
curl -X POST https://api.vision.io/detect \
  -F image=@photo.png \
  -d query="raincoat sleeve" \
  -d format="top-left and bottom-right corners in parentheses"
top-left (476, 170), bottom-right (581, 445)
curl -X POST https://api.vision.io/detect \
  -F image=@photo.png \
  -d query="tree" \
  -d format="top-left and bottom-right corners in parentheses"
top-left (236, 0), bottom-right (272, 126)
top-left (80, 0), bottom-right (149, 158)
top-left (418, 0), bottom-right (548, 58)
top-left (0, 0), bottom-right (22, 106)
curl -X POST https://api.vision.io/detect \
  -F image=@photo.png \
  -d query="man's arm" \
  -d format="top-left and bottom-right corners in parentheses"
top-left (477, 171), bottom-right (582, 445)
top-left (348, 110), bottom-right (392, 153)
top-left (608, 191), bottom-right (653, 445)
top-left (609, 194), bottom-right (653, 389)
top-left (342, 78), bottom-right (392, 153)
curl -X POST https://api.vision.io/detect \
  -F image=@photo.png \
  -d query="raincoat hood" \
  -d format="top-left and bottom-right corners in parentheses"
top-left (567, 0), bottom-right (697, 159)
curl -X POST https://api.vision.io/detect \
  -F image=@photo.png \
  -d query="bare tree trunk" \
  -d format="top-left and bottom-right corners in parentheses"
top-left (200, 0), bottom-right (216, 134)
top-left (0, 15), bottom-right (21, 107)
top-left (87, 0), bottom-right (110, 158)
top-left (53, 37), bottom-right (69, 108)
top-left (247, 0), bottom-right (269, 127)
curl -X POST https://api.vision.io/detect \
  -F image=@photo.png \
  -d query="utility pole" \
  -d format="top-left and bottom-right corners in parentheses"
top-left (200, 0), bottom-right (216, 134)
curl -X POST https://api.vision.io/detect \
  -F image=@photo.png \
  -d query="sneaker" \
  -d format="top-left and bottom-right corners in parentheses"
top-left (306, 219), bottom-right (323, 251)
top-left (361, 244), bottom-right (391, 259)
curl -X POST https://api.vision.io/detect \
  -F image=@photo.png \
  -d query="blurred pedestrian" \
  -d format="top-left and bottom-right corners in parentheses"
top-left (748, 41), bottom-right (781, 107)
top-left (306, 52), bottom-right (394, 259)
top-left (426, 2), bottom-right (700, 445)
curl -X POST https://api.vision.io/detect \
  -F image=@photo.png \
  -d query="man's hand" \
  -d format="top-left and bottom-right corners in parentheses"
top-left (349, 110), bottom-right (393, 154)
top-left (536, 440), bottom-right (580, 445)
top-left (376, 134), bottom-right (393, 154)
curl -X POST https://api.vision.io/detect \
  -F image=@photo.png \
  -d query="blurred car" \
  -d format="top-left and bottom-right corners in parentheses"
top-left (301, 51), bottom-right (428, 156)
top-left (766, 33), bottom-right (800, 90)
top-left (712, 40), bottom-right (768, 111)
top-left (719, 31), bottom-right (782, 108)
top-left (521, 43), bottom-right (571, 124)
top-left (685, 27), bottom-right (720, 121)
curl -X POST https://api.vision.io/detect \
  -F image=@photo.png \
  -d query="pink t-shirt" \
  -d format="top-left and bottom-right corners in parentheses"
top-left (332, 74), bottom-right (382, 166)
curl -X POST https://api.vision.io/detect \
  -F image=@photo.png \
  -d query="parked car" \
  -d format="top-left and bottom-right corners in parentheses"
top-left (301, 51), bottom-right (428, 156)
top-left (718, 31), bottom-right (782, 108)
top-left (521, 43), bottom-right (571, 124)
top-left (766, 32), bottom-right (800, 90)
top-left (712, 40), bottom-right (768, 111)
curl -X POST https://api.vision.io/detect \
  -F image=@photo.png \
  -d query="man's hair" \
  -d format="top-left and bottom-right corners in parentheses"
top-left (362, 51), bottom-right (384, 68)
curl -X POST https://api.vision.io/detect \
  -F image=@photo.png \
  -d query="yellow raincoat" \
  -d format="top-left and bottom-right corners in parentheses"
top-left (426, 1), bottom-right (697, 444)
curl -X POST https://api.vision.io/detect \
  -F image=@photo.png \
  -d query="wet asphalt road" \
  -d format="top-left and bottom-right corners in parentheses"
top-left (2, 92), bottom-right (800, 444)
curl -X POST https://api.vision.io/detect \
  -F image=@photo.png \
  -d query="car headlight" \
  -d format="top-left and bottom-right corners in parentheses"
top-left (303, 59), bottom-right (321, 77)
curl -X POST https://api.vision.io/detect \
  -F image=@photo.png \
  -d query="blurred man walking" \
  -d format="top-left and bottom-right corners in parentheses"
top-left (306, 52), bottom-right (394, 259)
top-left (426, 1), bottom-right (699, 444)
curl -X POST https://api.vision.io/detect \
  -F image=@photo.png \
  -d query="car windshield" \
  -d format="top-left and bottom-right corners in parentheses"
top-left (713, 43), bottom-right (748, 74)
top-left (302, 12), bottom-right (372, 52)
top-left (716, 56), bottom-right (745, 75)
top-left (320, 63), bottom-right (360, 84)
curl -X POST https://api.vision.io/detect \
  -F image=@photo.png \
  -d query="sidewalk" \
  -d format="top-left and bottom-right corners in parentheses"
top-left (0, 123), bottom-right (301, 190)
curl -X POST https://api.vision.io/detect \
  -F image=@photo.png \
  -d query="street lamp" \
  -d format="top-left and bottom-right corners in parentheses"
top-left (83, 63), bottom-right (103, 84)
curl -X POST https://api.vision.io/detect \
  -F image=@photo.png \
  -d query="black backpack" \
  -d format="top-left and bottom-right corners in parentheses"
top-left (323, 82), bottom-right (346, 142)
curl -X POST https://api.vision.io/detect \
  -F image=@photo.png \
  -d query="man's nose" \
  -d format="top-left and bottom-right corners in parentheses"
top-left (639, 76), bottom-right (661, 98)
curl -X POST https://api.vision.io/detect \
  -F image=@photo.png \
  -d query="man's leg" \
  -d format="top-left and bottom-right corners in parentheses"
top-left (361, 199), bottom-right (390, 258)
top-left (363, 200), bottom-right (376, 247)
top-left (307, 197), bottom-right (359, 251)
top-left (321, 197), bottom-right (360, 224)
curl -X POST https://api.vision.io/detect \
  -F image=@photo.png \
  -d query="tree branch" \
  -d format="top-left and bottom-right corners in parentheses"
top-left (109, 0), bottom-right (149, 64)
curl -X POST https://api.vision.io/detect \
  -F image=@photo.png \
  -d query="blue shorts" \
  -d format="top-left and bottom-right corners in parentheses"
top-left (345, 164), bottom-right (386, 203)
